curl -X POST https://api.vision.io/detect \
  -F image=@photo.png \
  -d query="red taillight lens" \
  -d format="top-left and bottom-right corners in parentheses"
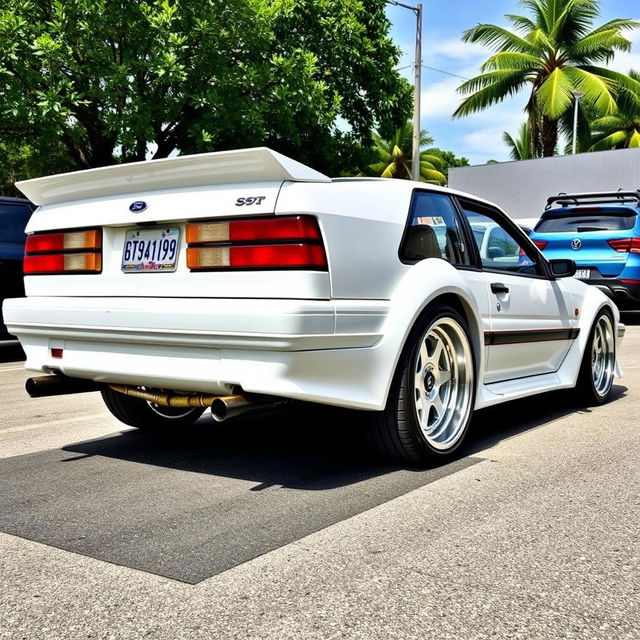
top-left (186, 216), bottom-right (321, 244)
top-left (532, 240), bottom-right (548, 250)
top-left (187, 244), bottom-right (327, 270)
top-left (25, 230), bottom-right (102, 253)
top-left (24, 228), bottom-right (102, 274)
top-left (608, 238), bottom-right (640, 253)
top-left (186, 216), bottom-right (327, 271)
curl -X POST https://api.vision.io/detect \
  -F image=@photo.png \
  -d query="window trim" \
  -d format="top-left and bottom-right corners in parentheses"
top-left (453, 196), bottom-right (554, 280)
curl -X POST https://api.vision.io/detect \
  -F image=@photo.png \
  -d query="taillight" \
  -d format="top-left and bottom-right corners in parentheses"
top-left (608, 238), bottom-right (640, 253)
top-left (24, 228), bottom-right (102, 275)
top-left (532, 240), bottom-right (548, 250)
top-left (186, 216), bottom-right (327, 271)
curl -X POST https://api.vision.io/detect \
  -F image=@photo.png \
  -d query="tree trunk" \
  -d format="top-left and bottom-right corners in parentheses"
top-left (542, 117), bottom-right (558, 157)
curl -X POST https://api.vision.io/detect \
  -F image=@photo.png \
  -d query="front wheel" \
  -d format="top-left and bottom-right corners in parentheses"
top-left (101, 387), bottom-right (205, 430)
top-left (370, 305), bottom-right (476, 464)
top-left (575, 310), bottom-right (616, 405)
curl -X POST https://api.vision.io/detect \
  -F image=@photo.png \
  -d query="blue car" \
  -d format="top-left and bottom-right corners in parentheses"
top-left (530, 191), bottom-right (640, 310)
top-left (0, 196), bottom-right (35, 339)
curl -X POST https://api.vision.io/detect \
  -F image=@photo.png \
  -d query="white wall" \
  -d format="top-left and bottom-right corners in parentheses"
top-left (449, 147), bottom-right (640, 224)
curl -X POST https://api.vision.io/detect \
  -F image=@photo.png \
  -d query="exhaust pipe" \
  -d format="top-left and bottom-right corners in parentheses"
top-left (107, 384), bottom-right (217, 408)
top-left (26, 375), bottom-right (103, 398)
top-left (210, 394), bottom-right (288, 422)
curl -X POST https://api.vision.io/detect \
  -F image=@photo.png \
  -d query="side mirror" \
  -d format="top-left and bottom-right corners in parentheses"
top-left (549, 258), bottom-right (576, 278)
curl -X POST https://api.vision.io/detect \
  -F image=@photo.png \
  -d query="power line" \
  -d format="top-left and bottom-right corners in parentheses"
top-left (395, 64), bottom-right (469, 81)
top-left (422, 65), bottom-right (469, 81)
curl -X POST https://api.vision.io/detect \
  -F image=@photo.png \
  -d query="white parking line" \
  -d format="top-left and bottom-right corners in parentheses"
top-left (0, 366), bottom-right (28, 373)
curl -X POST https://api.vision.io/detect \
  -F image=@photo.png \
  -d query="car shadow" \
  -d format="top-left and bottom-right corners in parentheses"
top-left (0, 340), bottom-right (24, 363)
top-left (61, 385), bottom-right (627, 491)
top-left (620, 311), bottom-right (640, 326)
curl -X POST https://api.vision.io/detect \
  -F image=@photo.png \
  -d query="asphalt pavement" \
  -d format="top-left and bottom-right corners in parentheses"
top-left (0, 325), bottom-right (639, 639)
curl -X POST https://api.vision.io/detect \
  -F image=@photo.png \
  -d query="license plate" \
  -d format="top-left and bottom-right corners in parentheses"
top-left (122, 227), bottom-right (180, 273)
top-left (575, 269), bottom-right (591, 279)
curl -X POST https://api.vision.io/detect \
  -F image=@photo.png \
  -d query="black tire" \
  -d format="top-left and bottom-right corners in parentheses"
top-left (101, 387), bottom-right (205, 430)
top-left (370, 304), bottom-right (476, 464)
top-left (574, 309), bottom-right (616, 405)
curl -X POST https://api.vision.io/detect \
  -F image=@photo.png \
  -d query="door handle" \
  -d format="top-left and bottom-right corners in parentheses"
top-left (491, 282), bottom-right (509, 294)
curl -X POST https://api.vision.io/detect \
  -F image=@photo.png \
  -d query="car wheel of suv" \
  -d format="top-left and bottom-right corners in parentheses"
top-left (101, 387), bottom-right (205, 430)
top-left (575, 310), bottom-right (615, 405)
top-left (371, 304), bottom-right (476, 464)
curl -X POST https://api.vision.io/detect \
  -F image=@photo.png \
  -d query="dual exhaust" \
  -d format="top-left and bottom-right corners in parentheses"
top-left (25, 375), bottom-right (285, 422)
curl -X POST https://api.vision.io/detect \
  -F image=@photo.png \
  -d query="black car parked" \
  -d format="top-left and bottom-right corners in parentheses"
top-left (1, 197), bottom-right (35, 339)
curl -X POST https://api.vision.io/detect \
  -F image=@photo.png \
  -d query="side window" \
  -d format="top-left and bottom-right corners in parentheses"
top-left (401, 192), bottom-right (471, 266)
top-left (458, 200), bottom-right (542, 275)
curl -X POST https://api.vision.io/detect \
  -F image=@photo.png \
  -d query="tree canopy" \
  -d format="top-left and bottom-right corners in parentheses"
top-left (0, 0), bottom-right (411, 177)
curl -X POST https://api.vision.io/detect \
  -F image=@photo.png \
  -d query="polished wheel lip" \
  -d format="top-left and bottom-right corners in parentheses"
top-left (413, 317), bottom-right (474, 451)
top-left (592, 314), bottom-right (615, 398)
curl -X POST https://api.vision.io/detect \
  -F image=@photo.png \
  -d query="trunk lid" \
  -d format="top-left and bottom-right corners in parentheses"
top-left (18, 149), bottom-right (333, 300)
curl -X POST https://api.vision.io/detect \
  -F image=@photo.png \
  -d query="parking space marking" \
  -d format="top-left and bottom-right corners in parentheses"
top-left (0, 412), bottom-right (111, 435)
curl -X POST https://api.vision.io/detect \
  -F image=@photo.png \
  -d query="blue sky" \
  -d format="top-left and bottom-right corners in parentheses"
top-left (386, 0), bottom-right (640, 164)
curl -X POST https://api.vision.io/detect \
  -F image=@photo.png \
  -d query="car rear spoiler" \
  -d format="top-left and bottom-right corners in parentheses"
top-left (546, 190), bottom-right (640, 209)
top-left (16, 147), bottom-right (332, 206)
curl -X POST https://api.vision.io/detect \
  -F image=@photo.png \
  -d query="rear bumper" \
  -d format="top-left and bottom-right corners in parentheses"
top-left (584, 278), bottom-right (640, 309)
top-left (2, 296), bottom-right (391, 409)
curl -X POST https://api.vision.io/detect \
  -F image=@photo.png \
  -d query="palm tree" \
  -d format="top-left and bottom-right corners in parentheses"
top-left (590, 69), bottom-right (640, 150)
top-left (369, 120), bottom-right (446, 184)
top-left (453, 0), bottom-right (640, 157)
top-left (503, 121), bottom-right (537, 160)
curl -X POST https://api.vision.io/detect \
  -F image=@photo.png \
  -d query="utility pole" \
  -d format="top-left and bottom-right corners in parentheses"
top-left (571, 91), bottom-right (583, 155)
top-left (387, 1), bottom-right (423, 181)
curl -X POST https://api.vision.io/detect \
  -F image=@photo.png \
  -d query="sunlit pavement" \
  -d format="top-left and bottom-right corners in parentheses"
top-left (0, 323), bottom-right (639, 639)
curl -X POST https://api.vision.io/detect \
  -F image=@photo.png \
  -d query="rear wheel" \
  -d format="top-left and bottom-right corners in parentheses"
top-left (370, 304), bottom-right (476, 464)
top-left (101, 387), bottom-right (205, 430)
top-left (575, 310), bottom-right (615, 405)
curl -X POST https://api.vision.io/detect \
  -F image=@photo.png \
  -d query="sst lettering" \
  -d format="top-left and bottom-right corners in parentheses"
top-left (235, 196), bottom-right (267, 207)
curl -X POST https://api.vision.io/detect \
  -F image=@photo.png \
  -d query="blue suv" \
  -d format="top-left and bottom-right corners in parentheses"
top-left (0, 196), bottom-right (35, 339)
top-left (530, 191), bottom-right (640, 310)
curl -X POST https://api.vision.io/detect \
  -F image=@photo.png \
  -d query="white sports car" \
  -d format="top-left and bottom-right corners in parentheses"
top-left (3, 148), bottom-right (624, 464)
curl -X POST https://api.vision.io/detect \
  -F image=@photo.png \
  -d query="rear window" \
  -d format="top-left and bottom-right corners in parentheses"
top-left (535, 208), bottom-right (637, 233)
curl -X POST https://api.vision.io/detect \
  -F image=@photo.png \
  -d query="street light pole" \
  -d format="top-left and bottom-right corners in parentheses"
top-left (572, 91), bottom-right (583, 155)
top-left (387, 0), bottom-right (423, 181)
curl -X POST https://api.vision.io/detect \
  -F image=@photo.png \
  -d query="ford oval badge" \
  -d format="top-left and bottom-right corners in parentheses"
top-left (129, 201), bottom-right (147, 213)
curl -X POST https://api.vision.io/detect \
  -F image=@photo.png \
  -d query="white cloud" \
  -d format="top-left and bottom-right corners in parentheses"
top-left (425, 38), bottom-right (486, 62)
top-left (462, 128), bottom-right (510, 155)
top-left (422, 77), bottom-right (462, 118)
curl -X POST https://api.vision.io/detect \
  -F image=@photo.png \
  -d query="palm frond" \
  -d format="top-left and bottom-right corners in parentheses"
top-left (564, 67), bottom-right (617, 114)
top-left (481, 52), bottom-right (540, 72)
top-left (462, 24), bottom-right (538, 54)
top-left (535, 67), bottom-right (575, 118)
top-left (589, 130), bottom-right (628, 151)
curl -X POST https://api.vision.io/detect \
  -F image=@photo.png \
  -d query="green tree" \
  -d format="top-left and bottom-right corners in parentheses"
top-left (590, 70), bottom-right (640, 150)
top-left (0, 0), bottom-right (411, 175)
top-left (503, 121), bottom-right (536, 160)
top-left (368, 120), bottom-right (446, 184)
top-left (0, 139), bottom-right (74, 197)
top-left (424, 147), bottom-right (469, 180)
top-left (453, 0), bottom-right (640, 157)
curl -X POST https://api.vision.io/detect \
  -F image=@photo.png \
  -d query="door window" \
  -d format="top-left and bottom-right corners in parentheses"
top-left (459, 201), bottom-right (542, 275)
top-left (401, 192), bottom-right (471, 266)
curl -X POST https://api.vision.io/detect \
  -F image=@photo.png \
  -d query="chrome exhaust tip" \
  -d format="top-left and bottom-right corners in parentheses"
top-left (210, 394), bottom-right (289, 422)
top-left (211, 395), bottom-right (255, 422)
